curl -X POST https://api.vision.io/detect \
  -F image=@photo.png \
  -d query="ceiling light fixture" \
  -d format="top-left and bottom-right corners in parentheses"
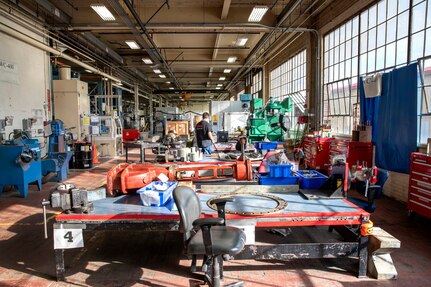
top-left (142, 58), bottom-right (153, 64)
top-left (166, 81), bottom-right (171, 84)
top-left (215, 87), bottom-right (221, 90)
top-left (84, 69), bottom-right (93, 73)
top-left (170, 87), bottom-right (175, 90)
top-left (248, 6), bottom-right (268, 22)
top-left (159, 74), bottom-right (166, 78)
top-left (223, 69), bottom-right (231, 73)
top-left (125, 40), bottom-right (140, 49)
top-left (90, 4), bottom-right (116, 21)
top-left (227, 56), bottom-right (237, 63)
top-left (236, 38), bottom-right (248, 46)
top-left (217, 84), bottom-right (223, 87)
top-left (153, 69), bottom-right (161, 74)
top-left (219, 76), bottom-right (226, 80)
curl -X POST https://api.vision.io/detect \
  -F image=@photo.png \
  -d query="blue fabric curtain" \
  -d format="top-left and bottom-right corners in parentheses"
top-left (359, 63), bottom-right (418, 174)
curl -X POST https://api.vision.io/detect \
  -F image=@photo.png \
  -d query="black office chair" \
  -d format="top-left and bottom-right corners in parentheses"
top-left (348, 168), bottom-right (389, 213)
top-left (173, 186), bottom-right (246, 287)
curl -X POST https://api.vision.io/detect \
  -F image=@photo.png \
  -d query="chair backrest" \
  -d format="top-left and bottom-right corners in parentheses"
top-left (173, 186), bottom-right (202, 241)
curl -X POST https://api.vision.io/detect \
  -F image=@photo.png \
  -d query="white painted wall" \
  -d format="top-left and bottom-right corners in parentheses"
top-left (0, 15), bottom-right (50, 153)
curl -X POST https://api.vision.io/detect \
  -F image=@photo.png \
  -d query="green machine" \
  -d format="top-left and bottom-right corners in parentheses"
top-left (247, 97), bottom-right (292, 142)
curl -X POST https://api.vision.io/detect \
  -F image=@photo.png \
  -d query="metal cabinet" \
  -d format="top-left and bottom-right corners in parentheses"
top-left (329, 139), bottom-right (373, 168)
top-left (408, 153), bottom-right (431, 219)
top-left (303, 136), bottom-right (332, 171)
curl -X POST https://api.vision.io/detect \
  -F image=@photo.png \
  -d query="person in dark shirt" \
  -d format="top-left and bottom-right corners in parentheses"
top-left (195, 112), bottom-right (215, 154)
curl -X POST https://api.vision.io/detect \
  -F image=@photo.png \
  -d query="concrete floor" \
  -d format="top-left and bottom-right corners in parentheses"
top-left (1, 151), bottom-right (431, 287)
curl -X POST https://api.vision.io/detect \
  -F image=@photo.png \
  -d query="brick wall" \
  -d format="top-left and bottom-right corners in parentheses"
top-left (383, 171), bottom-right (409, 203)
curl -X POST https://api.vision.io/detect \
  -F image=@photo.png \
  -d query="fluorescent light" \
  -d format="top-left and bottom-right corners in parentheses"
top-left (84, 69), bottom-right (93, 73)
top-left (215, 87), bottom-right (221, 90)
top-left (142, 58), bottom-right (153, 64)
top-left (169, 87), bottom-right (174, 90)
top-left (219, 76), bottom-right (226, 80)
top-left (236, 38), bottom-right (248, 46)
top-left (125, 40), bottom-right (140, 49)
top-left (217, 84), bottom-right (223, 87)
top-left (159, 74), bottom-right (166, 78)
top-left (166, 81), bottom-right (171, 84)
top-left (248, 6), bottom-right (268, 22)
top-left (227, 56), bottom-right (237, 63)
top-left (153, 69), bottom-right (161, 74)
top-left (91, 4), bottom-right (115, 21)
top-left (223, 69), bottom-right (231, 73)
top-left (116, 82), bottom-right (122, 86)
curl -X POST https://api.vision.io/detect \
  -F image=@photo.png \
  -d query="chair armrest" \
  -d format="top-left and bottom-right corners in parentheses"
top-left (193, 217), bottom-right (225, 228)
top-left (210, 197), bottom-right (235, 225)
top-left (211, 197), bottom-right (235, 205)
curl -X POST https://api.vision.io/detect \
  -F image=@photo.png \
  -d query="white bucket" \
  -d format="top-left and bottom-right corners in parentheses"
top-left (59, 67), bottom-right (71, 80)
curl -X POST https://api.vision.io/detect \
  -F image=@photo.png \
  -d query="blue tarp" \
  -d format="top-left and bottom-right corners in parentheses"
top-left (359, 64), bottom-right (418, 174)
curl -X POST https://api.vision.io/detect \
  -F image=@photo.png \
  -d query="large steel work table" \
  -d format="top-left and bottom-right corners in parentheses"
top-left (53, 191), bottom-right (370, 281)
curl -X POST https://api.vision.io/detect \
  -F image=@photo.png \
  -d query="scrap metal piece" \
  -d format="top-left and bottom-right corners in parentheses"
top-left (207, 192), bottom-right (287, 216)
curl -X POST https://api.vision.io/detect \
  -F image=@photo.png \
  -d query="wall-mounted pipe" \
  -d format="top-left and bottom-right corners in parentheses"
top-left (0, 22), bottom-right (122, 83)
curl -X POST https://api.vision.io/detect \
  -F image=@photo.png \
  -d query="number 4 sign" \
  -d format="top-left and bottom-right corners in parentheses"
top-left (54, 228), bottom-right (84, 249)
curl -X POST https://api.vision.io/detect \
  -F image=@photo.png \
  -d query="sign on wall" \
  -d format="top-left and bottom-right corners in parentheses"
top-left (0, 59), bottom-right (19, 84)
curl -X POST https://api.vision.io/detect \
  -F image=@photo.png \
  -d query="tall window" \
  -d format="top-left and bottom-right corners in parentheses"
top-left (251, 70), bottom-right (262, 98)
top-left (270, 50), bottom-right (307, 131)
top-left (323, 0), bottom-right (431, 140)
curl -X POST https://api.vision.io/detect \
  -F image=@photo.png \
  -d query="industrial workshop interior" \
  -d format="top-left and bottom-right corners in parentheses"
top-left (2, 0), bottom-right (431, 286)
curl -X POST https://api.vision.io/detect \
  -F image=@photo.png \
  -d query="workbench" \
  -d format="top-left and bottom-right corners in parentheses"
top-left (122, 141), bottom-right (161, 163)
top-left (53, 191), bottom-right (370, 281)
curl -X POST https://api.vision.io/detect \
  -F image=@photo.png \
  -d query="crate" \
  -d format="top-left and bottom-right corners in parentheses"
top-left (269, 164), bottom-right (293, 178)
top-left (259, 174), bottom-right (298, 185)
top-left (254, 142), bottom-right (278, 152)
top-left (137, 181), bottom-right (178, 207)
top-left (296, 170), bottom-right (328, 189)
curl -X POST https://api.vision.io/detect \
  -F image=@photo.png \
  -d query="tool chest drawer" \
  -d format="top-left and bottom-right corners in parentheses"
top-left (303, 136), bottom-right (332, 171)
top-left (408, 152), bottom-right (431, 219)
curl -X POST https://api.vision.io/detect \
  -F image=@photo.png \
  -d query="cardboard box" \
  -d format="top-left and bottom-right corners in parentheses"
top-left (359, 126), bottom-right (372, 142)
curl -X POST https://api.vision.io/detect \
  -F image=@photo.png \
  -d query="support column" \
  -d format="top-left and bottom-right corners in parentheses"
top-left (149, 94), bottom-right (154, 136)
top-left (159, 95), bottom-right (163, 107)
top-left (134, 83), bottom-right (139, 129)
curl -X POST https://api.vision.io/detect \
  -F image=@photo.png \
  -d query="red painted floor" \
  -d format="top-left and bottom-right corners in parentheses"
top-left (1, 150), bottom-right (430, 287)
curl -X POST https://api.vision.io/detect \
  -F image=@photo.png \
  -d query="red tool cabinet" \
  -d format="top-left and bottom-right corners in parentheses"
top-left (303, 136), bottom-right (332, 171)
top-left (329, 139), bottom-right (373, 168)
top-left (408, 153), bottom-right (431, 219)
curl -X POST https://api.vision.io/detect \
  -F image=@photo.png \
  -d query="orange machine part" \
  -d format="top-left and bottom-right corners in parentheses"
top-left (120, 164), bottom-right (170, 194)
top-left (106, 163), bottom-right (129, 195)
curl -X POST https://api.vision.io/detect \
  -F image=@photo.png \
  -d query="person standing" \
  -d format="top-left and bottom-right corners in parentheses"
top-left (195, 112), bottom-right (215, 154)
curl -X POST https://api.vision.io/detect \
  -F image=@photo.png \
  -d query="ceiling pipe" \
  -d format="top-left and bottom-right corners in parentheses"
top-left (0, 22), bottom-right (122, 83)
top-left (121, 0), bottom-right (181, 89)
top-left (80, 31), bottom-right (124, 64)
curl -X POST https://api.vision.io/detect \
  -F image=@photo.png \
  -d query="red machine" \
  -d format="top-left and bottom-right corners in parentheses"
top-left (122, 129), bottom-right (140, 142)
top-left (106, 159), bottom-right (253, 195)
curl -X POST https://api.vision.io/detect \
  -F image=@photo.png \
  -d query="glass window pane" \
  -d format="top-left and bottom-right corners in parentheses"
top-left (369, 5), bottom-right (377, 28)
top-left (346, 20), bottom-right (352, 39)
top-left (397, 11), bottom-right (409, 39)
top-left (345, 40), bottom-right (352, 59)
top-left (360, 10), bottom-right (368, 33)
top-left (346, 59), bottom-right (352, 78)
top-left (368, 50), bottom-right (376, 72)
top-left (340, 42), bottom-right (345, 61)
top-left (427, 1), bottom-right (431, 28)
top-left (387, 0), bottom-right (398, 19)
top-left (324, 51), bottom-right (329, 66)
top-left (352, 36), bottom-right (359, 57)
top-left (376, 46), bottom-right (386, 70)
top-left (386, 42), bottom-right (396, 67)
top-left (412, 2), bottom-right (426, 34)
top-left (352, 16), bottom-right (360, 37)
top-left (396, 38), bottom-right (408, 65)
top-left (377, 23), bottom-right (386, 47)
top-left (360, 32), bottom-right (368, 54)
top-left (340, 61), bottom-right (345, 79)
top-left (340, 24), bottom-right (346, 43)
top-left (378, 0), bottom-right (387, 24)
top-left (426, 28), bottom-right (431, 57)
top-left (360, 53), bottom-right (368, 75)
top-left (411, 31), bottom-right (425, 61)
top-left (419, 116), bottom-right (431, 144)
top-left (334, 46), bottom-right (339, 63)
top-left (352, 56), bottom-right (359, 76)
top-left (386, 17), bottom-right (397, 43)
top-left (398, 0), bottom-right (409, 12)
top-left (369, 27), bottom-right (377, 50)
